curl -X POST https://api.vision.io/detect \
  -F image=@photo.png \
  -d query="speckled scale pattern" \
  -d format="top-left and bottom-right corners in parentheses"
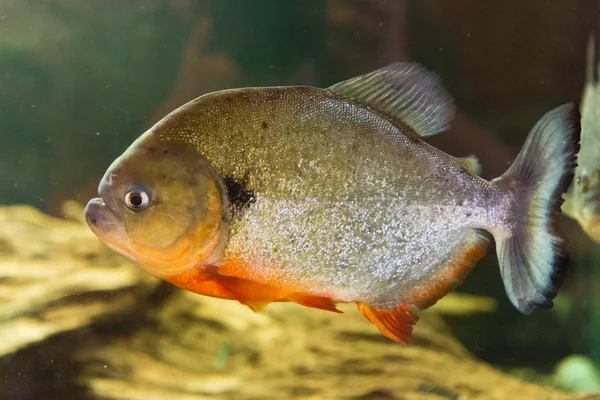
top-left (154, 87), bottom-right (509, 308)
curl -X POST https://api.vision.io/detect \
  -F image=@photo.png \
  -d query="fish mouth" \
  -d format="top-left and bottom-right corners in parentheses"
top-left (85, 197), bottom-right (117, 235)
top-left (85, 197), bottom-right (107, 227)
top-left (84, 197), bottom-right (131, 257)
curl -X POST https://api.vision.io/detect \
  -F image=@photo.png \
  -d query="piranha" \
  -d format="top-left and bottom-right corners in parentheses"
top-left (85, 62), bottom-right (580, 343)
top-left (563, 36), bottom-right (600, 242)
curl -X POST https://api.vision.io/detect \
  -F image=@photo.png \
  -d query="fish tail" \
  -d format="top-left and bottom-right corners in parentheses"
top-left (492, 104), bottom-right (580, 314)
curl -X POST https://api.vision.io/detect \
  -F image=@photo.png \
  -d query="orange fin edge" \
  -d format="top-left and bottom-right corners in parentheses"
top-left (410, 230), bottom-right (490, 310)
top-left (166, 268), bottom-right (283, 312)
top-left (168, 261), bottom-right (342, 314)
top-left (288, 293), bottom-right (343, 313)
top-left (357, 302), bottom-right (420, 344)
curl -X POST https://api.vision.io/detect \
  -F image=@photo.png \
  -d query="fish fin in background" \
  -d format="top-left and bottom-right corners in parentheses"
top-left (409, 229), bottom-right (490, 310)
top-left (327, 62), bottom-right (455, 137)
top-left (458, 155), bottom-right (482, 176)
top-left (492, 104), bottom-right (581, 314)
top-left (561, 35), bottom-right (597, 222)
top-left (356, 302), bottom-right (420, 344)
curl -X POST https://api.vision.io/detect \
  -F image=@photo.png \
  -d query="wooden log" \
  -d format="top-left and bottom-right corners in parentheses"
top-left (76, 293), bottom-right (598, 400)
top-left (0, 204), bottom-right (158, 357)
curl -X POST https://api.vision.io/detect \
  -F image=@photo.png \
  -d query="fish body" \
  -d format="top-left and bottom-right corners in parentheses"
top-left (85, 63), bottom-right (580, 343)
top-left (156, 86), bottom-right (498, 309)
top-left (563, 36), bottom-right (600, 242)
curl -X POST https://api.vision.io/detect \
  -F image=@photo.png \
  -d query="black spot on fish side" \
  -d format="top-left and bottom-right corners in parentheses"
top-left (223, 176), bottom-right (256, 218)
top-left (261, 121), bottom-right (269, 130)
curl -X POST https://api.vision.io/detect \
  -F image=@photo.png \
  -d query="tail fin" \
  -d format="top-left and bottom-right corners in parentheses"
top-left (492, 104), bottom-right (580, 314)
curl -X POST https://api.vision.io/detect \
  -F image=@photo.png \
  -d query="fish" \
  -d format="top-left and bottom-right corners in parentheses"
top-left (562, 36), bottom-right (600, 242)
top-left (84, 62), bottom-right (580, 343)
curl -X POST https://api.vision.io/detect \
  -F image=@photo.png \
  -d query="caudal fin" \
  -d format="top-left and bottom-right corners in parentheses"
top-left (492, 104), bottom-right (580, 314)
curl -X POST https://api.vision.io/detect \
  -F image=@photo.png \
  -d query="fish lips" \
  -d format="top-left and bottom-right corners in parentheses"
top-left (85, 197), bottom-right (127, 246)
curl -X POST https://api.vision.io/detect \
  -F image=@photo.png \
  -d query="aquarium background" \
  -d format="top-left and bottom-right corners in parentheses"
top-left (1, 0), bottom-right (599, 399)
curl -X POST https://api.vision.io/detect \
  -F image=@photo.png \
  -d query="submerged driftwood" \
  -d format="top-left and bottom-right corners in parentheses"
top-left (0, 204), bottom-right (598, 400)
top-left (0, 204), bottom-right (158, 357)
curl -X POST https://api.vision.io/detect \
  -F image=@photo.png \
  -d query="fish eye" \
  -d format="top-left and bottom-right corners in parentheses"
top-left (124, 188), bottom-right (151, 211)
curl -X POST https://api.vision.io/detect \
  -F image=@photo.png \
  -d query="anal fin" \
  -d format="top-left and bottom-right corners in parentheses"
top-left (356, 302), bottom-right (420, 344)
top-left (410, 229), bottom-right (490, 310)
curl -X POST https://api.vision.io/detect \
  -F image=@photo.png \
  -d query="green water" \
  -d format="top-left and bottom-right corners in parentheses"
top-left (0, 1), bottom-right (598, 399)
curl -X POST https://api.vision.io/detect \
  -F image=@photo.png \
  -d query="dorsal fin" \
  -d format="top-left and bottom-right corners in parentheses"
top-left (327, 62), bottom-right (455, 137)
top-left (459, 155), bottom-right (481, 176)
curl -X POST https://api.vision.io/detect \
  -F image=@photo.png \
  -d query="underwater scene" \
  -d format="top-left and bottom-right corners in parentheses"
top-left (2, 1), bottom-right (600, 399)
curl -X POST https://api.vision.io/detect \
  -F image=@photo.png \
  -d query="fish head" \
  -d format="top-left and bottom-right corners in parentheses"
top-left (575, 168), bottom-right (600, 241)
top-left (85, 133), bottom-right (228, 278)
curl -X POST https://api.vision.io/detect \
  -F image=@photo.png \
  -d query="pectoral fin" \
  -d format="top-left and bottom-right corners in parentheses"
top-left (167, 260), bottom-right (342, 314)
top-left (166, 268), bottom-right (284, 311)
